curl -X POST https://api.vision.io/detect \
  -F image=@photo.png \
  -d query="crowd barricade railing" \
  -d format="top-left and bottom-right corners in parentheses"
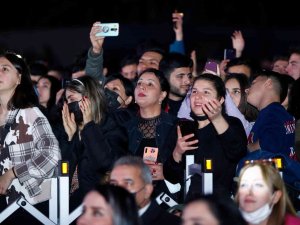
top-left (0, 161), bottom-right (83, 225)
top-left (156, 156), bottom-right (214, 209)
top-left (184, 155), bottom-right (213, 199)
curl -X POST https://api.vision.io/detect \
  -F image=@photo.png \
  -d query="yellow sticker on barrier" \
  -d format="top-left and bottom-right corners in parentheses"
top-left (62, 162), bottom-right (68, 174)
top-left (205, 159), bottom-right (212, 171)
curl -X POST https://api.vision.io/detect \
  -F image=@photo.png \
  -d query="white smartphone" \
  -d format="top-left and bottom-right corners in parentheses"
top-left (95, 23), bottom-right (119, 37)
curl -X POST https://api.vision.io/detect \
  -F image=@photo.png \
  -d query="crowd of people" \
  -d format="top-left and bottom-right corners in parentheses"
top-left (0, 10), bottom-right (300, 225)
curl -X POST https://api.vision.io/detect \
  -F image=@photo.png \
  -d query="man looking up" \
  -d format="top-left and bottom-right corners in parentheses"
top-left (247, 70), bottom-right (296, 159)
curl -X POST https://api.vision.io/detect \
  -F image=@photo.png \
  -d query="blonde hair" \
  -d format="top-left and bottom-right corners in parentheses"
top-left (66, 76), bottom-right (107, 124)
top-left (235, 162), bottom-right (296, 225)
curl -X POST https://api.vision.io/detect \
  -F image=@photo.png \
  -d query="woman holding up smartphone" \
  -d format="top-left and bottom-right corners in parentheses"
top-left (164, 73), bottom-right (248, 200)
top-left (124, 68), bottom-right (177, 198)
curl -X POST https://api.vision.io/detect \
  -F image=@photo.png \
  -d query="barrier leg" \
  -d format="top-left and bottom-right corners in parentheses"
top-left (68, 204), bottom-right (83, 224)
top-left (58, 169), bottom-right (69, 225)
top-left (49, 176), bottom-right (58, 223)
top-left (0, 200), bottom-right (20, 223)
top-left (184, 155), bottom-right (195, 199)
top-left (17, 197), bottom-right (56, 225)
top-left (202, 172), bottom-right (213, 194)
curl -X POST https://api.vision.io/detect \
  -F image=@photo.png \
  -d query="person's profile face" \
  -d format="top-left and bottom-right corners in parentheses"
top-left (182, 201), bottom-right (219, 225)
top-left (237, 165), bottom-right (273, 213)
top-left (65, 89), bottom-right (83, 103)
top-left (109, 165), bottom-right (147, 208)
top-left (121, 64), bottom-right (137, 80)
top-left (225, 78), bottom-right (242, 108)
top-left (104, 79), bottom-right (129, 107)
top-left (37, 77), bottom-right (51, 107)
top-left (137, 51), bottom-right (162, 75)
top-left (0, 57), bottom-right (22, 93)
top-left (246, 76), bottom-right (267, 109)
top-left (272, 60), bottom-right (288, 74)
top-left (285, 53), bottom-right (300, 80)
top-left (77, 191), bottom-right (113, 225)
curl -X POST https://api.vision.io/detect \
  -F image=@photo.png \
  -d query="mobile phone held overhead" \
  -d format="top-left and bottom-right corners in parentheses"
top-left (95, 23), bottom-right (119, 37)
top-left (224, 48), bottom-right (236, 60)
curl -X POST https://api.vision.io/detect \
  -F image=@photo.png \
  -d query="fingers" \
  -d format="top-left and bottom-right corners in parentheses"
top-left (81, 96), bottom-right (91, 111)
top-left (177, 125), bottom-right (183, 138)
top-left (150, 164), bottom-right (164, 180)
top-left (202, 99), bottom-right (221, 116)
top-left (182, 133), bottom-right (196, 141)
top-left (70, 112), bottom-right (75, 123)
top-left (186, 139), bottom-right (199, 147)
top-left (143, 160), bottom-right (155, 165)
top-left (62, 103), bottom-right (69, 121)
top-left (185, 147), bottom-right (198, 151)
top-left (90, 22), bottom-right (105, 42)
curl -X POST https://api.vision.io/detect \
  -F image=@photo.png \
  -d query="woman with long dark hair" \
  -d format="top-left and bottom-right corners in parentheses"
top-left (0, 51), bottom-right (61, 224)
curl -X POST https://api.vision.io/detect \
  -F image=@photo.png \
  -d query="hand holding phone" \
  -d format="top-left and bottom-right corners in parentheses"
top-left (143, 147), bottom-right (159, 163)
top-left (95, 23), bottom-right (119, 37)
top-left (172, 10), bottom-right (184, 29)
top-left (178, 120), bottom-right (198, 147)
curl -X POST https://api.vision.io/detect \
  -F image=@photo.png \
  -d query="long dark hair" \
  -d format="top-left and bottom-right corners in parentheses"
top-left (65, 76), bottom-right (107, 124)
top-left (192, 73), bottom-right (226, 114)
top-left (37, 75), bottom-right (61, 109)
top-left (185, 193), bottom-right (247, 225)
top-left (93, 184), bottom-right (140, 225)
top-left (0, 51), bottom-right (38, 109)
top-left (225, 73), bottom-right (258, 122)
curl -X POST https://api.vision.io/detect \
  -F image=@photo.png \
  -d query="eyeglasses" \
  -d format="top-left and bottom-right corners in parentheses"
top-left (244, 157), bottom-right (283, 170)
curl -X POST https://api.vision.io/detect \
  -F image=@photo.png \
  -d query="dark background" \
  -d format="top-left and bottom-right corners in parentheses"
top-left (1, 0), bottom-right (300, 70)
top-left (2, 0), bottom-right (299, 30)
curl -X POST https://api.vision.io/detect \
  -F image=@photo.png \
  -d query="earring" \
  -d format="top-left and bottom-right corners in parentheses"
top-left (158, 101), bottom-right (162, 105)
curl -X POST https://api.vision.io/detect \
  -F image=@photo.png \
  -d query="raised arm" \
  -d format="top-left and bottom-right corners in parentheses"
top-left (231, 30), bottom-right (245, 58)
top-left (169, 11), bottom-right (185, 54)
top-left (85, 21), bottom-right (105, 83)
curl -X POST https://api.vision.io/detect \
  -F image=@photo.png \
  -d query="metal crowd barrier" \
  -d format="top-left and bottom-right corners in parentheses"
top-left (156, 156), bottom-right (213, 208)
top-left (0, 161), bottom-right (82, 225)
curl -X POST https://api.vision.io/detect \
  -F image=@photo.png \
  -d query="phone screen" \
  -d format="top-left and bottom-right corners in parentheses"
top-left (204, 60), bottom-right (219, 75)
top-left (143, 147), bottom-right (159, 162)
top-left (224, 49), bottom-right (236, 60)
top-left (178, 120), bottom-right (198, 147)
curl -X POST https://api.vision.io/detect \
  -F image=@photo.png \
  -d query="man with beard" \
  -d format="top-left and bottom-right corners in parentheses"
top-left (159, 53), bottom-right (194, 116)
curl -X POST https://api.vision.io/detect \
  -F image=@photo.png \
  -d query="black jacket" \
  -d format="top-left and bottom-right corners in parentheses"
top-left (164, 115), bottom-right (247, 199)
top-left (124, 111), bottom-right (177, 163)
top-left (69, 114), bottom-right (128, 203)
top-left (141, 201), bottom-right (181, 225)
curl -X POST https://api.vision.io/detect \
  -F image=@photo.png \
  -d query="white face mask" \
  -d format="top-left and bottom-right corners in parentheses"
top-left (240, 203), bottom-right (273, 224)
